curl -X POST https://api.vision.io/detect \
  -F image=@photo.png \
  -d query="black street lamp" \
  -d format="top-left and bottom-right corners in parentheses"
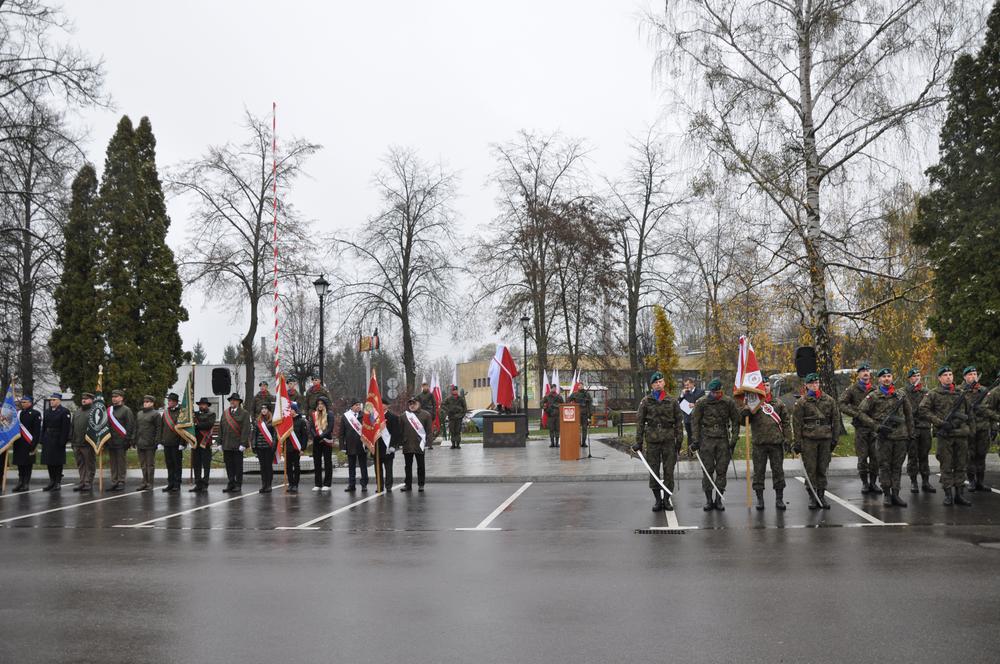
top-left (313, 275), bottom-right (330, 384)
top-left (520, 315), bottom-right (530, 414)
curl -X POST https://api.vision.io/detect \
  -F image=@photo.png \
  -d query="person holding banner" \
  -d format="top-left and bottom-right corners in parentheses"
top-left (741, 379), bottom-right (792, 511)
top-left (285, 403), bottom-right (308, 493)
top-left (192, 398), bottom-right (216, 492)
top-left (220, 393), bottom-right (251, 493)
top-left (11, 395), bottom-right (41, 492)
top-left (134, 395), bottom-right (160, 491)
top-left (631, 371), bottom-right (684, 512)
top-left (160, 392), bottom-right (188, 493)
top-left (41, 393), bottom-right (72, 492)
top-left (106, 390), bottom-right (135, 491)
top-left (339, 398), bottom-right (369, 492)
top-left (70, 392), bottom-right (96, 491)
top-left (792, 373), bottom-right (840, 509)
top-left (251, 404), bottom-right (277, 493)
top-left (691, 379), bottom-right (740, 511)
top-left (311, 397), bottom-right (335, 491)
top-left (400, 397), bottom-right (432, 492)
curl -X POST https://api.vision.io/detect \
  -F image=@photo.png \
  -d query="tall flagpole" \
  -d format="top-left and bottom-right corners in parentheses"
top-left (272, 101), bottom-right (280, 381)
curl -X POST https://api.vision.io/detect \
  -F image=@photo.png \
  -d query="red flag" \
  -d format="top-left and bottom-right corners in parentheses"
top-left (362, 369), bottom-right (388, 453)
top-left (431, 372), bottom-right (442, 433)
top-left (488, 345), bottom-right (519, 409)
top-left (272, 374), bottom-right (295, 459)
top-left (541, 370), bottom-right (550, 428)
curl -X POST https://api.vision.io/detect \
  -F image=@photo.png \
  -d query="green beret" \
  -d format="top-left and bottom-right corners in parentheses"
top-left (963, 365), bottom-right (977, 376)
top-left (707, 378), bottom-right (722, 391)
top-left (876, 368), bottom-right (891, 378)
top-left (937, 366), bottom-right (951, 376)
top-left (907, 368), bottom-right (920, 378)
top-left (804, 373), bottom-right (820, 383)
top-left (857, 363), bottom-right (871, 372)
top-left (649, 371), bottom-right (664, 386)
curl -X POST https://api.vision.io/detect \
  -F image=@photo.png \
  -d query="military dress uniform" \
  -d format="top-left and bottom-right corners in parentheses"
top-left (192, 399), bottom-right (216, 492)
top-left (632, 374), bottom-right (684, 512)
top-left (568, 387), bottom-right (594, 448)
top-left (440, 390), bottom-right (467, 448)
top-left (41, 396), bottom-right (72, 491)
top-left (70, 395), bottom-right (96, 491)
top-left (857, 374), bottom-right (914, 506)
top-left (219, 394), bottom-right (251, 492)
top-left (160, 397), bottom-right (189, 492)
top-left (304, 383), bottom-right (332, 414)
top-left (961, 367), bottom-right (996, 492)
top-left (918, 368), bottom-right (972, 506)
top-left (134, 399), bottom-right (160, 490)
top-left (251, 387), bottom-right (275, 421)
top-left (742, 393), bottom-right (792, 510)
top-left (840, 370), bottom-right (879, 493)
top-left (904, 370), bottom-right (935, 493)
top-left (690, 380), bottom-right (740, 510)
top-left (792, 377), bottom-right (841, 509)
top-left (541, 388), bottom-right (564, 447)
top-left (106, 392), bottom-right (135, 491)
top-left (11, 399), bottom-right (41, 492)
top-left (417, 389), bottom-right (437, 448)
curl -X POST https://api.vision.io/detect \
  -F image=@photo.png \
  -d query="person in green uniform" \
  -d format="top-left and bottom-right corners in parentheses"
top-left (691, 378), bottom-right (740, 511)
top-left (440, 386), bottom-right (467, 449)
top-left (106, 390), bottom-right (135, 492)
top-left (631, 371), bottom-right (684, 512)
top-left (840, 363), bottom-right (879, 495)
top-left (70, 392), bottom-right (96, 492)
top-left (191, 397), bottom-right (216, 492)
top-left (542, 383), bottom-right (564, 448)
top-left (904, 368), bottom-right (935, 494)
top-left (857, 369), bottom-right (914, 507)
top-left (742, 378), bottom-right (792, 511)
top-left (304, 376), bottom-right (332, 415)
top-left (960, 366), bottom-right (996, 492)
top-left (918, 366), bottom-right (972, 506)
top-left (792, 373), bottom-right (840, 510)
top-left (134, 395), bottom-right (160, 491)
top-left (568, 383), bottom-right (594, 448)
top-left (417, 382), bottom-right (437, 449)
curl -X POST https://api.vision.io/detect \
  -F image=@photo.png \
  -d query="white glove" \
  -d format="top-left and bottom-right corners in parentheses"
top-left (156, 444), bottom-right (163, 450)
top-left (239, 446), bottom-right (245, 452)
top-left (387, 447), bottom-right (396, 455)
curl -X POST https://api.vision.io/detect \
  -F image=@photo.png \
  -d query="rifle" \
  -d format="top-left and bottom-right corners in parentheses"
top-left (938, 376), bottom-right (1000, 432)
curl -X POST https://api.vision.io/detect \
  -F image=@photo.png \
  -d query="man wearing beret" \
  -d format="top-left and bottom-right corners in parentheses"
top-left (10, 395), bottom-right (41, 492)
top-left (960, 366), bottom-right (997, 492)
top-left (840, 363), bottom-right (880, 495)
top-left (858, 369), bottom-right (914, 507)
top-left (192, 397), bottom-right (216, 492)
top-left (918, 367), bottom-right (973, 506)
top-left (70, 392), bottom-right (96, 491)
top-left (251, 381), bottom-right (274, 422)
top-left (792, 373), bottom-right (840, 509)
top-left (40, 393), bottom-right (72, 491)
top-left (632, 371), bottom-right (684, 512)
top-left (106, 389), bottom-right (135, 491)
top-left (134, 395), bottom-right (160, 491)
top-left (741, 376), bottom-right (792, 511)
top-left (904, 368), bottom-right (935, 494)
top-left (220, 393), bottom-right (251, 493)
top-left (691, 377), bottom-right (740, 511)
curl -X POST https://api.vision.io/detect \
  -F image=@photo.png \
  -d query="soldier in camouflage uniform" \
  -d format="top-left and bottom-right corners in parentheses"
top-left (792, 373), bottom-right (840, 509)
top-left (840, 363), bottom-right (880, 495)
top-left (417, 382), bottom-right (437, 449)
top-left (631, 371), bottom-right (684, 512)
top-left (691, 378), bottom-right (740, 511)
top-left (983, 376), bottom-right (1000, 472)
top-left (857, 369), bottom-right (914, 507)
top-left (918, 366), bottom-right (972, 506)
top-left (960, 366), bottom-right (997, 492)
top-left (568, 383), bottom-right (594, 448)
top-left (904, 368), bottom-right (935, 494)
top-left (440, 386), bottom-right (467, 449)
top-left (741, 378), bottom-right (792, 511)
top-left (542, 383), bottom-right (564, 447)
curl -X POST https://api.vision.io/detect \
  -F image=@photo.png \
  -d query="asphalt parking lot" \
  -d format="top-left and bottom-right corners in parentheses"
top-left (2, 476), bottom-right (1000, 663)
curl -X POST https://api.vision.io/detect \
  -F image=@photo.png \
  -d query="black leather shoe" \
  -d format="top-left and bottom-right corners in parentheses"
top-left (418, 486), bottom-right (424, 492)
top-left (42, 482), bottom-right (55, 492)
top-left (162, 485), bottom-right (172, 493)
top-left (72, 484), bottom-right (84, 492)
top-left (344, 486), bottom-right (356, 492)
top-left (400, 485), bottom-right (411, 491)
top-left (50, 483), bottom-right (61, 492)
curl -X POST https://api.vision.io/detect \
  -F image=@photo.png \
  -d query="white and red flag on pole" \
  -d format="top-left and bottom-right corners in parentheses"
top-left (362, 370), bottom-right (390, 453)
top-left (273, 374), bottom-right (295, 454)
top-left (488, 345), bottom-right (519, 409)
top-left (431, 372), bottom-right (442, 432)
top-left (540, 370), bottom-right (550, 428)
top-left (735, 335), bottom-right (766, 409)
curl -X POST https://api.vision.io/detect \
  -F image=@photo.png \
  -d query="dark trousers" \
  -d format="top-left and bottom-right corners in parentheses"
top-left (967, 428), bottom-right (991, 483)
top-left (313, 445), bottom-right (333, 487)
top-left (256, 447), bottom-right (273, 489)
top-left (548, 419), bottom-right (559, 445)
top-left (580, 422), bottom-right (590, 447)
top-left (684, 421), bottom-right (694, 454)
top-left (855, 427), bottom-right (877, 479)
top-left (223, 450), bottom-right (244, 487)
top-left (380, 452), bottom-right (394, 489)
top-left (348, 453), bottom-right (369, 488)
top-left (164, 446), bottom-right (183, 487)
top-left (47, 465), bottom-right (63, 484)
top-left (404, 452), bottom-right (425, 487)
top-left (284, 444), bottom-right (300, 487)
top-left (193, 446), bottom-right (212, 486)
top-left (17, 463), bottom-right (33, 486)
top-left (907, 428), bottom-right (932, 480)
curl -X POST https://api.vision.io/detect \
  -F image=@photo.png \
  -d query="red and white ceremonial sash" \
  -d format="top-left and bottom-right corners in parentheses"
top-left (288, 427), bottom-right (302, 452)
top-left (343, 410), bottom-right (363, 437)
top-left (405, 411), bottom-right (426, 450)
top-left (18, 414), bottom-right (32, 444)
top-left (224, 408), bottom-right (242, 437)
top-left (257, 420), bottom-right (275, 449)
top-left (108, 407), bottom-right (127, 437)
top-left (761, 402), bottom-right (782, 426)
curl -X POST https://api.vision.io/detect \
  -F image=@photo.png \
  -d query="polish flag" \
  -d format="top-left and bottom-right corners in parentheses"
top-left (541, 370), bottom-right (550, 428)
top-left (735, 335), bottom-right (766, 408)
top-left (488, 345), bottom-right (519, 409)
top-left (273, 373), bottom-right (295, 457)
top-left (431, 372), bottom-right (442, 433)
top-left (362, 369), bottom-right (390, 452)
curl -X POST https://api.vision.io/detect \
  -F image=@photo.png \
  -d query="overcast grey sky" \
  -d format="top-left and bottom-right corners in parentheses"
top-left (67, 1), bottom-right (674, 365)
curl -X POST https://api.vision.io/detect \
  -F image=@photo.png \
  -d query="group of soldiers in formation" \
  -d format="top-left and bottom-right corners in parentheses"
top-left (539, 384), bottom-right (595, 448)
top-left (3, 376), bottom-right (474, 495)
top-left (631, 364), bottom-right (1000, 512)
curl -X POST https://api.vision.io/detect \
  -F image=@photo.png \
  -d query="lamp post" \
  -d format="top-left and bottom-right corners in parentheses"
top-left (313, 275), bottom-right (330, 385)
top-left (520, 315), bottom-right (530, 414)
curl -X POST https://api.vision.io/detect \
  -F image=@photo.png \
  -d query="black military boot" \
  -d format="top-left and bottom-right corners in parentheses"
top-left (651, 489), bottom-right (664, 512)
top-left (714, 492), bottom-right (725, 511)
top-left (754, 490), bottom-right (765, 511)
top-left (976, 471), bottom-right (991, 492)
top-left (703, 490), bottom-right (715, 511)
top-left (966, 475), bottom-right (977, 492)
top-left (890, 489), bottom-right (907, 507)
top-left (943, 488), bottom-right (954, 506)
top-left (42, 482), bottom-right (55, 492)
top-left (808, 490), bottom-right (820, 510)
top-left (819, 489), bottom-right (831, 510)
top-left (869, 474), bottom-right (883, 494)
top-left (775, 489), bottom-right (786, 511)
top-left (860, 475), bottom-right (871, 494)
top-left (663, 496), bottom-right (673, 511)
top-left (921, 474), bottom-right (936, 493)
top-left (910, 476), bottom-right (920, 494)
top-left (883, 488), bottom-right (893, 506)
top-left (954, 487), bottom-right (972, 506)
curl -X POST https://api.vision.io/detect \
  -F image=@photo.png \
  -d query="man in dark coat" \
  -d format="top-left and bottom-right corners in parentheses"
top-left (286, 402), bottom-right (309, 493)
top-left (41, 393), bottom-right (72, 491)
top-left (192, 397), bottom-right (216, 493)
top-left (339, 398), bottom-right (369, 492)
top-left (220, 393), bottom-right (251, 493)
top-left (11, 395), bottom-right (41, 492)
top-left (159, 392), bottom-right (189, 493)
top-left (400, 397), bottom-right (432, 492)
top-left (381, 409), bottom-right (402, 491)
top-left (679, 378), bottom-right (705, 458)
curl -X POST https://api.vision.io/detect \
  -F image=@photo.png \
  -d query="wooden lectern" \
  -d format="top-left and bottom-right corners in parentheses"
top-left (559, 403), bottom-right (581, 461)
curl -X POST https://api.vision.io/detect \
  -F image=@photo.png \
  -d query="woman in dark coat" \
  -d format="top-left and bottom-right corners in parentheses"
top-left (252, 404), bottom-right (277, 494)
top-left (40, 393), bottom-right (72, 491)
top-left (311, 397), bottom-right (335, 491)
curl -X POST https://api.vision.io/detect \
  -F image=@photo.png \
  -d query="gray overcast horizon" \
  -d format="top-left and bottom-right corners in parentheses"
top-left (68, 1), bottom-right (684, 367)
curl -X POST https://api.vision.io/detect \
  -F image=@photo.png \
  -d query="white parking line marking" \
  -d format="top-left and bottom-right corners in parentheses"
top-left (276, 490), bottom-right (387, 530)
top-left (795, 478), bottom-right (906, 527)
top-left (0, 483), bottom-right (72, 499)
top-left (113, 484), bottom-right (287, 528)
top-left (0, 486), bottom-right (166, 526)
top-left (456, 482), bottom-right (532, 531)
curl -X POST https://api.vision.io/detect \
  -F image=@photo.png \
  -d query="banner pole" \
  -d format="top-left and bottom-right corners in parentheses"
top-left (98, 449), bottom-right (103, 493)
top-left (745, 415), bottom-right (751, 507)
top-left (2, 450), bottom-right (9, 493)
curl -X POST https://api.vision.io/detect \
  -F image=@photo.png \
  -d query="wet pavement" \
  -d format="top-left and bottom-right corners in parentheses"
top-left (2, 469), bottom-right (1000, 663)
